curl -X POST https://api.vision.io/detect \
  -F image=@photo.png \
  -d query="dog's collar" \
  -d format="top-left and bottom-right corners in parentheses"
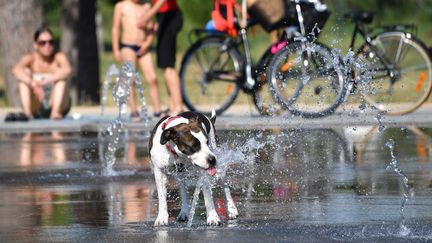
top-left (161, 116), bottom-right (181, 130)
top-left (161, 116), bottom-right (181, 157)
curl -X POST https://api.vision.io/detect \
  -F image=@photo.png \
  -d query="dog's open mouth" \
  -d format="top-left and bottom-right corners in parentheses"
top-left (206, 166), bottom-right (217, 176)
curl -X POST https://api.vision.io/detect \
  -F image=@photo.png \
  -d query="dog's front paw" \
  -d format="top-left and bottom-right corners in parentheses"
top-left (228, 204), bottom-right (239, 219)
top-left (206, 211), bottom-right (220, 226)
top-left (176, 210), bottom-right (188, 222)
top-left (154, 213), bottom-right (169, 226)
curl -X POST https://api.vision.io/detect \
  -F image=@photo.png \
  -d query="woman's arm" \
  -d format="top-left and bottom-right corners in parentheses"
top-left (137, 29), bottom-right (155, 56)
top-left (137, 0), bottom-right (167, 28)
top-left (12, 54), bottom-right (34, 85)
top-left (38, 53), bottom-right (72, 85)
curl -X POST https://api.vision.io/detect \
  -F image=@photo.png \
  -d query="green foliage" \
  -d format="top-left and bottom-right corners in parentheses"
top-left (1, 0), bottom-right (429, 107)
top-left (326, 0), bottom-right (432, 42)
top-left (43, 0), bottom-right (61, 38)
top-left (40, 0), bottom-right (432, 52)
top-left (178, 0), bottom-right (213, 26)
top-left (176, 0), bottom-right (214, 51)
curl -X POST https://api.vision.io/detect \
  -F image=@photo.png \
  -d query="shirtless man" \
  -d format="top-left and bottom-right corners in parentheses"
top-left (112, 0), bottom-right (162, 119)
top-left (12, 27), bottom-right (72, 120)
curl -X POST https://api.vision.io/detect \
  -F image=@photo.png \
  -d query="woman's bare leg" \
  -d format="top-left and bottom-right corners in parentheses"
top-left (138, 52), bottom-right (161, 114)
top-left (164, 67), bottom-right (182, 115)
top-left (50, 80), bottom-right (67, 119)
top-left (18, 82), bottom-right (37, 118)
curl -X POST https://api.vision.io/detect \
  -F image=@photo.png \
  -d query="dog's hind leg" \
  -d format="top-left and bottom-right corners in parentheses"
top-left (176, 179), bottom-right (189, 221)
top-left (154, 167), bottom-right (169, 226)
top-left (202, 177), bottom-right (220, 226)
top-left (223, 185), bottom-right (239, 219)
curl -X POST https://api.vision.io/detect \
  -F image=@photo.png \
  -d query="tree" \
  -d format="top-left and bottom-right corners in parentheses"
top-left (61, 0), bottom-right (100, 105)
top-left (0, 0), bottom-right (44, 106)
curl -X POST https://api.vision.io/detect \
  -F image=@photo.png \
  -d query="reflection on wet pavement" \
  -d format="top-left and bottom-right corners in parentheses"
top-left (1, 127), bottom-right (432, 241)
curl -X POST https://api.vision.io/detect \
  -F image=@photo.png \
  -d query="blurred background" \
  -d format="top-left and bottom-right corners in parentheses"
top-left (0, 0), bottom-right (431, 108)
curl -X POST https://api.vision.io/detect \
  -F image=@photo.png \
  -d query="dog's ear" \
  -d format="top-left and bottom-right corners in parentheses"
top-left (160, 128), bottom-right (177, 145)
top-left (210, 109), bottom-right (216, 125)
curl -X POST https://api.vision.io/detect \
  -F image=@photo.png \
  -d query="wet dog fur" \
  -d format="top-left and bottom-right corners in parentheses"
top-left (148, 110), bottom-right (238, 226)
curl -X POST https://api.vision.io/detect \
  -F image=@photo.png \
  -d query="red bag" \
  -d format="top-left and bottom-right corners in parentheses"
top-left (212, 0), bottom-right (237, 37)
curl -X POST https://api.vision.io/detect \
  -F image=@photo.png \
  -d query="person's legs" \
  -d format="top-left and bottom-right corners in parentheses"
top-left (49, 80), bottom-right (68, 119)
top-left (120, 48), bottom-right (139, 114)
top-left (164, 67), bottom-right (182, 114)
top-left (156, 11), bottom-right (183, 115)
top-left (18, 82), bottom-right (39, 119)
top-left (138, 52), bottom-right (161, 114)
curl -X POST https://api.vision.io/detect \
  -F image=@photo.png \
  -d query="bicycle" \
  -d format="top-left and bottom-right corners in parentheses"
top-left (179, 0), bottom-right (331, 116)
top-left (267, 10), bottom-right (432, 117)
top-left (346, 11), bottom-right (432, 115)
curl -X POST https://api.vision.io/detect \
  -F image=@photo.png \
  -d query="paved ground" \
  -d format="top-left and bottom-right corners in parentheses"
top-left (1, 125), bottom-right (432, 242)
top-left (1, 105), bottom-right (432, 242)
top-left (1, 104), bottom-right (432, 132)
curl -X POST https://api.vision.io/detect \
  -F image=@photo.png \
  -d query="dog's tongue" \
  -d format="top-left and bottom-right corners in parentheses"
top-left (206, 167), bottom-right (217, 176)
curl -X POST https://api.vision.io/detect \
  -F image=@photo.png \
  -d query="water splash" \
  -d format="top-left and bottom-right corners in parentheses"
top-left (385, 139), bottom-right (411, 236)
top-left (102, 119), bottom-right (124, 176)
top-left (101, 62), bottom-right (150, 123)
top-left (101, 65), bottom-right (120, 116)
top-left (113, 62), bottom-right (134, 119)
top-left (374, 110), bottom-right (386, 132)
top-left (187, 174), bottom-right (205, 227)
top-left (101, 62), bottom-right (134, 176)
top-left (186, 131), bottom-right (275, 226)
top-left (134, 71), bottom-right (150, 127)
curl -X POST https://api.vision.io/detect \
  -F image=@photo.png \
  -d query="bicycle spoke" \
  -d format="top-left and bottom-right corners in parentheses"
top-left (361, 32), bottom-right (432, 115)
top-left (269, 42), bottom-right (346, 118)
top-left (194, 49), bottom-right (209, 73)
top-left (395, 36), bottom-right (404, 64)
top-left (218, 51), bottom-right (235, 70)
top-left (180, 37), bottom-right (241, 115)
top-left (400, 63), bottom-right (430, 74)
top-left (208, 70), bottom-right (240, 82)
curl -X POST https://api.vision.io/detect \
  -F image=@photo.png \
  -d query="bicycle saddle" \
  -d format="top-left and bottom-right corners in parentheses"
top-left (344, 11), bottom-right (375, 24)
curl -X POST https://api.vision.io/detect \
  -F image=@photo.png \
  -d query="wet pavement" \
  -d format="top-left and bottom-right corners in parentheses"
top-left (1, 125), bottom-right (432, 242)
top-left (3, 105), bottom-right (432, 133)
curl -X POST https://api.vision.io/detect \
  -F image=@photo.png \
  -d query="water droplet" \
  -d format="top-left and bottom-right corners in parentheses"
top-left (385, 139), bottom-right (394, 149)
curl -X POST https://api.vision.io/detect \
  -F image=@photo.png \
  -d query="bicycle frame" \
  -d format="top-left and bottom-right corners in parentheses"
top-left (348, 20), bottom-right (418, 85)
top-left (190, 0), bottom-right (324, 94)
top-left (237, 0), bottom-right (313, 90)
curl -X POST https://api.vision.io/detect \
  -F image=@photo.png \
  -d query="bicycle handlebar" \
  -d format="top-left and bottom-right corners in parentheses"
top-left (343, 11), bottom-right (375, 24)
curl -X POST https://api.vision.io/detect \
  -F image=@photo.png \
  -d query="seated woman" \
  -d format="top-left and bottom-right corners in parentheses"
top-left (12, 26), bottom-right (72, 120)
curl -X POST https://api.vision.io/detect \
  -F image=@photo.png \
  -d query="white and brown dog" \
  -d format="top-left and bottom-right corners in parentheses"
top-left (148, 110), bottom-right (238, 226)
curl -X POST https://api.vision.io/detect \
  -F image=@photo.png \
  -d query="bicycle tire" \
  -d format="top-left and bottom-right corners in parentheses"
top-left (267, 41), bottom-right (346, 118)
top-left (358, 32), bottom-right (432, 115)
top-left (252, 46), bottom-right (285, 116)
top-left (180, 36), bottom-right (243, 116)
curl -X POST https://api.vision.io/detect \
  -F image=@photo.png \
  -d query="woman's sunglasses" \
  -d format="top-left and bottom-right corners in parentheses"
top-left (37, 40), bottom-right (54, 46)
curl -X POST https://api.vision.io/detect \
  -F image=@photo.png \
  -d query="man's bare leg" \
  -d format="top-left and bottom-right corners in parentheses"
top-left (120, 48), bottom-right (139, 117)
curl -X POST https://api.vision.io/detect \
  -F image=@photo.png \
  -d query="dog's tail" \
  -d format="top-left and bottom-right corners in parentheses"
top-left (210, 108), bottom-right (216, 125)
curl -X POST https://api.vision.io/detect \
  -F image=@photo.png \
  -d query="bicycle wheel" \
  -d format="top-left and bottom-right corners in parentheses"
top-left (358, 32), bottom-right (432, 115)
top-left (180, 36), bottom-right (242, 116)
top-left (252, 47), bottom-right (285, 116)
top-left (267, 41), bottom-right (346, 118)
